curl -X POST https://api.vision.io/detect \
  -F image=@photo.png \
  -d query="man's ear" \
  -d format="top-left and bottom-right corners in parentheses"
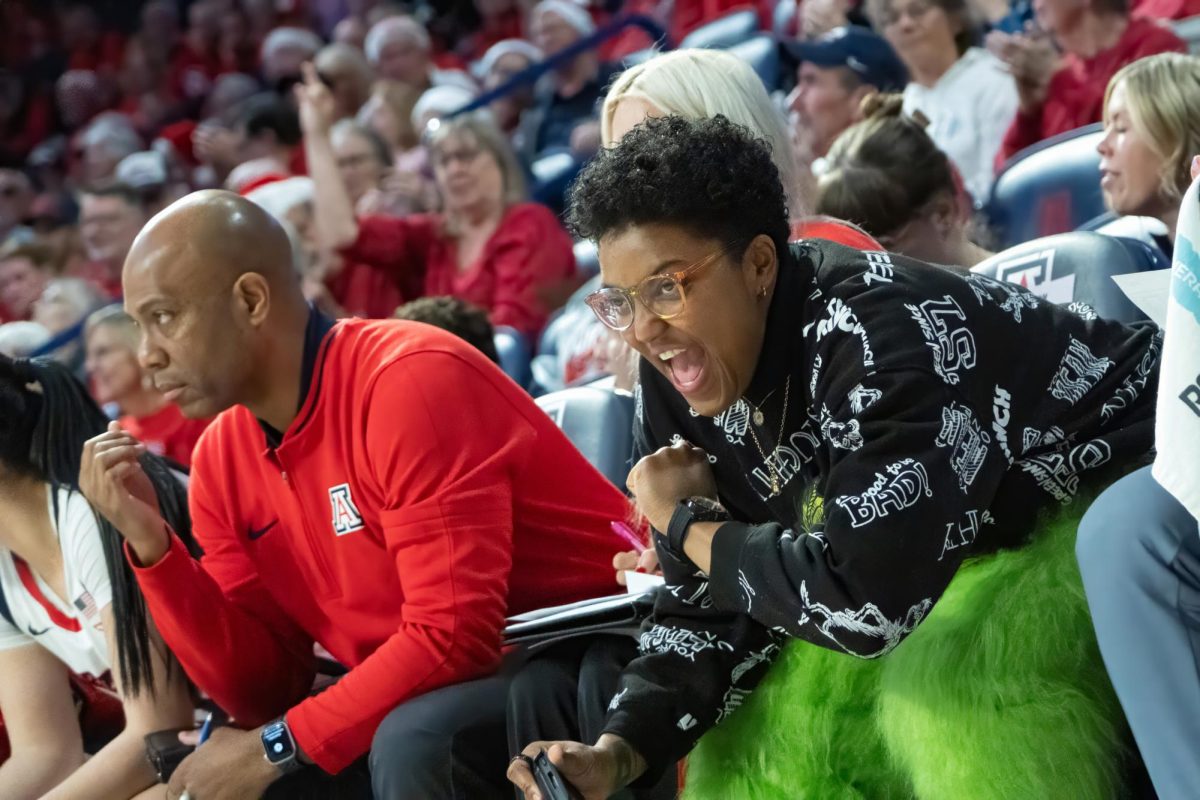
top-left (233, 272), bottom-right (271, 327)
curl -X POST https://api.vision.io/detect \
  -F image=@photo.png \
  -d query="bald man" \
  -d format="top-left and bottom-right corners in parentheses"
top-left (78, 190), bottom-right (631, 800)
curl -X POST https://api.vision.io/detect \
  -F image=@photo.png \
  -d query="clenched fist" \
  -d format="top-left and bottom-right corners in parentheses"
top-left (626, 440), bottom-right (718, 533)
top-left (79, 422), bottom-right (171, 565)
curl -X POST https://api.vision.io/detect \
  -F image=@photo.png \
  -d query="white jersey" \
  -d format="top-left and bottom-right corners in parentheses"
top-left (0, 486), bottom-right (113, 677)
top-left (902, 48), bottom-right (1019, 206)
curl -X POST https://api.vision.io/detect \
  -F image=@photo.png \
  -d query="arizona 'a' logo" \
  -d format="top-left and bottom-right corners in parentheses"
top-left (329, 483), bottom-right (364, 536)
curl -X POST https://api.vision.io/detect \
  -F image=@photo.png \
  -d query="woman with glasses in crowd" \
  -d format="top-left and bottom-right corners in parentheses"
top-left (508, 114), bottom-right (1162, 799)
top-left (533, 48), bottom-right (883, 394)
top-left (0, 356), bottom-right (198, 800)
top-left (83, 306), bottom-right (211, 469)
top-left (868, 0), bottom-right (1016, 204)
top-left (300, 63), bottom-right (577, 337)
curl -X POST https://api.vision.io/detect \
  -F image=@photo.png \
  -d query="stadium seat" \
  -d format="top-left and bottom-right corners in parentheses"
top-left (725, 34), bottom-right (780, 89)
top-left (494, 325), bottom-right (532, 388)
top-left (679, 8), bottom-right (760, 49)
top-left (536, 383), bottom-right (635, 488)
top-left (985, 123), bottom-right (1105, 249)
top-left (573, 239), bottom-right (600, 279)
top-left (972, 230), bottom-right (1168, 323)
top-left (771, 0), bottom-right (796, 37)
top-left (1174, 14), bottom-right (1200, 54)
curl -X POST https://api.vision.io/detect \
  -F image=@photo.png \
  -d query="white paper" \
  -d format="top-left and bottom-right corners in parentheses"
top-left (1040, 272), bottom-right (1076, 304)
top-left (623, 571), bottom-right (666, 594)
top-left (1112, 270), bottom-right (1172, 328)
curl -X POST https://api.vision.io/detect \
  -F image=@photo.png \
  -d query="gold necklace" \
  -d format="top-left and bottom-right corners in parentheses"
top-left (745, 375), bottom-right (791, 497)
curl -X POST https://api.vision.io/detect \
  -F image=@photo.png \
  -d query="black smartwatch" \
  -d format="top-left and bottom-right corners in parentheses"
top-left (261, 718), bottom-right (303, 775)
top-left (666, 496), bottom-right (729, 558)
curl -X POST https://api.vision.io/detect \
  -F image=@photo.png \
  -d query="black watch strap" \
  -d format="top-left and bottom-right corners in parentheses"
top-left (666, 501), bottom-right (696, 557)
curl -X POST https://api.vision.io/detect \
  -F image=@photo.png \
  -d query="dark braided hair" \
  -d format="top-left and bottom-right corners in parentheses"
top-left (0, 355), bottom-right (201, 697)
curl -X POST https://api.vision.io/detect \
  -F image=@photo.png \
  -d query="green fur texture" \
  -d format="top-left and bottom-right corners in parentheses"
top-left (683, 507), bottom-right (1128, 800)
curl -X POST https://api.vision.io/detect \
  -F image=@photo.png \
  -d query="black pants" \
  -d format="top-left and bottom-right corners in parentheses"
top-left (255, 677), bottom-right (512, 800)
top-left (264, 758), bottom-right (373, 799)
top-left (370, 675), bottom-right (514, 800)
top-left (506, 635), bottom-right (677, 800)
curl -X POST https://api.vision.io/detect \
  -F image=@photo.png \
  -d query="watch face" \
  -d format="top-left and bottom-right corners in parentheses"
top-left (687, 497), bottom-right (722, 512)
top-left (686, 497), bottom-right (727, 520)
top-left (262, 722), bottom-right (295, 764)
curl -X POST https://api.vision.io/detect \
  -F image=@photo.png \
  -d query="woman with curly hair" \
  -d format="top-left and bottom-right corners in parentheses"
top-left (508, 114), bottom-right (1162, 799)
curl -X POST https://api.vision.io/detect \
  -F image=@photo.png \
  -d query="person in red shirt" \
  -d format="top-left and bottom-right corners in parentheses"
top-left (84, 306), bottom-right (210, 468)
top-left (302, 65), bottom-right (578, 337)
top-left (990, 0), bottom-right (1186, 164)
top-left (79, 189), bottom-right (631, 800)
top-left (75, 183), bottom-right (148, 300)
top-left (0, 241), bottom-right (51, 324)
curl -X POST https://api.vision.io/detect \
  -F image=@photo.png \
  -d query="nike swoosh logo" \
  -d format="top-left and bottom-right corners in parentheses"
top-left (27, 626), bottom-right (48, 636)
top-left (248, 520), bottom-right (279, 541)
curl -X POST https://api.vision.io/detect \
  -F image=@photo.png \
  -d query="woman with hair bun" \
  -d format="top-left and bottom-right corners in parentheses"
top-left (816, 93), bottom-right (993, 267)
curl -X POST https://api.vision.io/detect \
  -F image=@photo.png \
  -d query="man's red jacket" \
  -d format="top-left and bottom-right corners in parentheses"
top-left (130, 315), bottom-right (632, 772)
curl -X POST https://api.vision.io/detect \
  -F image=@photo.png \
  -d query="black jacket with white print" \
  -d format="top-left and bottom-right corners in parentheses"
top-left (601, 239), bottom-right (1161, 784)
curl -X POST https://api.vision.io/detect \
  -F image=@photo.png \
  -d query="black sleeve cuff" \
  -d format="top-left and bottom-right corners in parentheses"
top-left (708, 521), bottom-right (753, 613)
top-left (600, 710), bottom-right (679, 789)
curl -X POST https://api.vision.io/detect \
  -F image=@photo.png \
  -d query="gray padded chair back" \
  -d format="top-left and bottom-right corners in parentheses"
top-left (985, 124), bottom-right (1105, 249)
top-left (971, 231), bottom-right (1168, 323)
top-left (537, 384), bottom-right (635, 488)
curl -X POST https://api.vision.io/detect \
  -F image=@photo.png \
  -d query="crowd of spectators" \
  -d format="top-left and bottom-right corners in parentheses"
top-left (0, 0), bottom-right (1194, 363)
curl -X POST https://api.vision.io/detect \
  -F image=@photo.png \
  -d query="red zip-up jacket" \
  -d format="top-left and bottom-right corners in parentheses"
top-left (997, 17), bottom-right (1185, 164)
top-left (129, 314), bottom-right (631, 773)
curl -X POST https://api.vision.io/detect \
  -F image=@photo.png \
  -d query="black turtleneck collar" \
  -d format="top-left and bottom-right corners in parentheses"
top-left (260, 306), bottom-right (335, 448)
top-left (741, 242), bottom-right (816, 406)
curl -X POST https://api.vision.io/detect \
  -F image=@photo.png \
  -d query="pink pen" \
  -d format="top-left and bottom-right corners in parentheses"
top-left (610, 521), bottom-right (647, 554)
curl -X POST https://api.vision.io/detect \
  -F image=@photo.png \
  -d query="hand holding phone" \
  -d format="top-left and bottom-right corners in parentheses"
top-left (533, 751), bottom-right (583, 800)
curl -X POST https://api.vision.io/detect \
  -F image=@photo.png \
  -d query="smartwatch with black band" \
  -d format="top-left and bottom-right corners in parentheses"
top-left (666, 496), bottom-right (729, 558)
top-left (261, 717), bottom-right (304, 775)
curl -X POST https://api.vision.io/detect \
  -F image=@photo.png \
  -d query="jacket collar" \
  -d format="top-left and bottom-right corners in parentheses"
top-left (742, 242), bottom-right (816, 406)
top-left (260, 306), bottom-right (336, 448)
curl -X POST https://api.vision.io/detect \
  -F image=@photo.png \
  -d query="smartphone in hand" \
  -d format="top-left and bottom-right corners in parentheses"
top-left (533, 751), bottom-right (583, 800)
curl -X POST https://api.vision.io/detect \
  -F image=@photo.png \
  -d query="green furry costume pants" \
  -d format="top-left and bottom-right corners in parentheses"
top-left (682, 505), bottom-right (1132, 800)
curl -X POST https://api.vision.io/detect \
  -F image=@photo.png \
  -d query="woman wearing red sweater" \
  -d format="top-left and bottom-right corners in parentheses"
top-left (300, 64), bottom-right (577, 338)
top-left (83, 306), bottom-right (210, 469)
top-left (989, 0), bottom-right (1185, 164)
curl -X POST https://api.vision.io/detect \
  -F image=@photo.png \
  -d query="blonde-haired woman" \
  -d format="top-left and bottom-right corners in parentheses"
top-left (300, 64), bottom-right (576, 336)
top-left (1096, 52), bottom-right (1200, 257)
top-left (602, 48), bottom-right (810, 220)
